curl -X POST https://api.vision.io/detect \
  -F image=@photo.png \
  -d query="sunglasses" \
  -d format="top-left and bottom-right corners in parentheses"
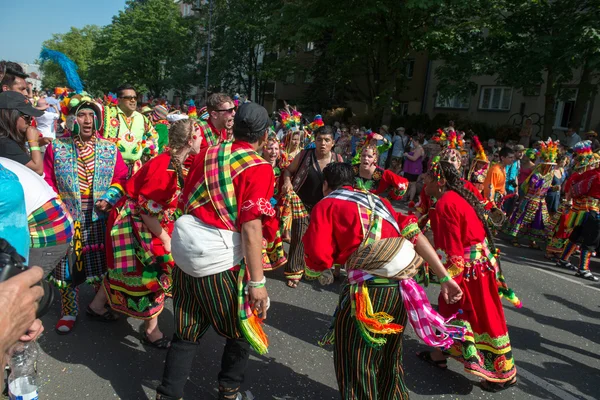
top-left (19, 112), bottom-right (32, 124)
top-left (215, 107), bottom-right (235, 114)
top-left (119, 96), bottom-right (137, 101)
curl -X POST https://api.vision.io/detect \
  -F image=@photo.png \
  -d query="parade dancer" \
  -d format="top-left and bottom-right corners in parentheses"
top-left (420, 159), bottom-right (518, 392)
top-left (156, 103), bottom-right (277, 400)
top-left (303, 163), bottom-right (464, 400)
top-left (556, 142), bottom-right (600, 282)
top-left (96, 120), bottom-right (202, 348)
top-left (102, 84), bottom-right (158, 175)
top-left (502, 139), bottom-right (558, 249)
top-left (281, 125), bottom-right (342, 288)
top-left (467, 136), bottom-right (490, 193)
top-left (43, 94), bottom-right (128, 334)
top-left (353, 145), bottom-right (408, 200)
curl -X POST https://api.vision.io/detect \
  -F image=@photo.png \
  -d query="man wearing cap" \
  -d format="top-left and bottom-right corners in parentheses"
top-left (194, 93), bottom-right (236, 150)
top-left (504, 144), bottom-right (524, 212)
top-left (103, 84), bottom-right (158, 176)
top-left (0, 91), bottom-right (46, 175)
top-left (156, 103), bottom-right (275, 400)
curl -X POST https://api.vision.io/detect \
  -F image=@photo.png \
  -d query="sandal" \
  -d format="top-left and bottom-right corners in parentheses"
top-left (55, 316), bottom-right (76, 335)
top-left (86, 306), bottom-right (119, 322)
top-left (416, 351), bottom-right (447, 370)
top-left (511, 240), bottom-right (520, 248)
top-left (575, 270), bottom-right (599, 282)
top-left (286, 279), bottom-right (299, 288)
top-left (480, 378), bottom-right (517, 392)
top-left (141, 331), bottom-right (171, 349)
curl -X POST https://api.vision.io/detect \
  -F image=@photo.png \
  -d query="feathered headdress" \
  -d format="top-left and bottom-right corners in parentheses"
top-left (186, 100), bottom-right (198, 119)
top-left (432, 129), bottom-right (448, 146)
top-left (103, 92), bottom-right (118, 106)
top-left (573, 140), bottom-right (595, 170)
top-left (279, 108), bottom-right (303, 131)
top-left (308, 114), bottom-right (324, 131)
top-left (39, 48), bottom-right (84, 93)
top-left (539, 138), bottom-right (559, 164)
top-left (472, 136), bottom-right (488, 163)
top-left (447, 131), bottom-right (464, 150)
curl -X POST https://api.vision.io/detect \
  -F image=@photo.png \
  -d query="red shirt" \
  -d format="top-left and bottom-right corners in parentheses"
top-left (571, 168), bottom-right (600, 199)
top-left (182, 141), bottom-right (276, 231)
top-left (416, 178), bottom-right (491, 215)
top-left (303, 186), bottom-right (419, 273)
top-left (199, 119), bottom-right (227, 150)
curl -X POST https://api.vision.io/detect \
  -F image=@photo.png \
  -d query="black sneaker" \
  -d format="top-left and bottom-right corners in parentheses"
top-left (575, 270), bottom-right (599, 282)
top-left (556, 260), bottom-right (576, 270)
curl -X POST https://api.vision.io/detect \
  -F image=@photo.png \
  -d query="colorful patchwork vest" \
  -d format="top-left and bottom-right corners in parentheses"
top-left (52, 137), bottom-right (119, 222)
top-left (103, 105), bottom-right (156, 163)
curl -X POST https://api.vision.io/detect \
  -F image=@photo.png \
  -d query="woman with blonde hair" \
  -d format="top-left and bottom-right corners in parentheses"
top-left (94, 119), bottom-right (202, 348)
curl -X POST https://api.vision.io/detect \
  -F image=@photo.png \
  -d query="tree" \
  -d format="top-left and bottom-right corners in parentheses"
top-left (427, 0), bottom-right (600, 136)
top-left (89, 0), bottom-right (198, 97)
top-left (278, 0), bottom-right (439, 124)
top-left (38, 26), bottom-right (101, 92)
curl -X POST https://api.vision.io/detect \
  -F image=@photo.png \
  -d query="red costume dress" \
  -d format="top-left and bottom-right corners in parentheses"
top-left (352, 165), bottom-right (408, 200)
top-left (430, 190), bottom-right (516, 383)
top-left (103, 153), bottom-right (184, 319)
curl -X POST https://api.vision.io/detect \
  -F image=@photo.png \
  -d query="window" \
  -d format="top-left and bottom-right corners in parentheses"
top-left (305, 42), bottom-right (315, 52)
top-left (435, 93), bottom-right (470, 109)
top-left (404, 60), bottom-right (415, 79)
top-left (285, 72), bottom-right (295, 85)
top-left (553, 88), bottom-right (590, 130)
top-left (397, 102), bottom-right (409, 116)
top-left (479, 87), bottom-right (512, 111)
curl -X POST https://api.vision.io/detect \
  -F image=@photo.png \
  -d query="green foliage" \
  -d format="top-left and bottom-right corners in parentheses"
top-left (39, 26), bottom-right (101, 92)
top-left (89, 0), bottom-right (197, 97)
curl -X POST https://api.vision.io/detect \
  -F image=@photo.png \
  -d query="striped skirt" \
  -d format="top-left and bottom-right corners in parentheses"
top-left (334, 282), bottom-right (408, 400)
top-left (51, 196), bottom-right (107, 287)
top-left (285, 216), bottom-right (309, 281)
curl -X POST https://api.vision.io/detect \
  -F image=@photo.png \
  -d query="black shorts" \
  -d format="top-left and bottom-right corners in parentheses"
top-left (404, 173), bottom-right (420, 182)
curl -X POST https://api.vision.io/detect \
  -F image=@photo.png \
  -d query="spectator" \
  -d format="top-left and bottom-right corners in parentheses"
top-left (564, 127), bottom-right (582, 149)
top-left (403, 134), bottom-right (425, 202)
top-left (585, 130), bottom-right (600, 152)
top-left (33, 98), bottom-right (60, 140)
top-left (377, 125), bottom-right (392, 168)
top-left (504, 144), bottom-right (524, 213)
top-left (0, 61), bottom-right (28, 95)
top-left (391, 127), bottom-right (409, 167)
top-left (45, 92), bottom-right (61, 114)
top-left (546, 155), bottom-right (568, 215)
top-left (483, 147), bottom-right (515, 204)
top-left (0, 91), bottom-right (45, 175)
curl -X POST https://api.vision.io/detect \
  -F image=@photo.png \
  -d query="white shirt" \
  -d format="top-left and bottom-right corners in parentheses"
top-left (35, 111), bottom-right (59, 139)
top-left (0, 157), bottom-right (56, 215)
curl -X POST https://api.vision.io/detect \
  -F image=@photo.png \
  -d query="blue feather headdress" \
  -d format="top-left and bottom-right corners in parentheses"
top-left (39, 48), bottom-right (84, 93)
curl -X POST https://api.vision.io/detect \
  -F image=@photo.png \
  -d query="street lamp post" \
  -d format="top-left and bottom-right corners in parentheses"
top-left (204, 0), bottom-right (213, 103)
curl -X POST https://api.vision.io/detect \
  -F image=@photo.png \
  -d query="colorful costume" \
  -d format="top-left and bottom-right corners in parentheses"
top-left (103, 153), bottom-right (183, 319)
top-left (467, 136), bottom-right (490, 193)
top-left (197, 118), bottom-right (227, 150)
top-left (430, 190), bottom-right (517, 383)
top-left (304, 187), bottom-right (464, 400)
top-left (352, 165), bottom-right (408, 200)
top-left (103, 104), bottom-right (159, 175)
top-left (557, 141), bottom-right (600, 281)
top-left (157, 140), bottom-right (277, 399)
top-left (351, 131), bottom-right (392, 165)
top-left (44, 134), bottom-right (127, 319)
top-left (502, 139), bottom-right (558, 243)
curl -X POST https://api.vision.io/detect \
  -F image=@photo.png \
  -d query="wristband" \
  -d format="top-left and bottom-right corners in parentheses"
top-left (29, 146), bottom-right (41, 151)
top-left (247, 276), bottom-right (266, 288)
top-left (439, 275), bottom-right (451, 283)
top-left (27, 140), bottom-right (39, 143)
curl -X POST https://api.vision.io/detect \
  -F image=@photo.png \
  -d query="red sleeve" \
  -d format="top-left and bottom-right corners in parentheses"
top-left (379, 169), bottom-right (409, 200)
top-left (462, 179), bottom-right (493, 210)
top-left (237, 163), bottom-right (276, 226)
top-left (111, 150), bottom-right (128, 187)
top-left (303, 200), bottom-right (337, 275)
top-left (43, 143), bottom-right (59, 194)
top-left (126, 154), bottom-right (178, 213)
top-left (415, 185), bottom-right (431, 214)
top-left (430, 197), bottom-right (466, 283)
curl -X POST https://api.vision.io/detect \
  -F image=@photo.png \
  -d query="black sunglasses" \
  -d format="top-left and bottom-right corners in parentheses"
top-left (119, 96), bottom-right (137, 101)
top-left (215, 107), bottom-right (235, 113)
top-left (19, 112), bottom-right (32, 124)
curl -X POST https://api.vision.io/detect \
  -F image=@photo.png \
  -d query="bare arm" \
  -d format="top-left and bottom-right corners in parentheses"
top-left (405, 147), bottom-right (423, 161)
top-left (242, 218), bottom-right (269, 318)
top-left (25, 126), bottom-right (44, 175)
top-left (282, 150), bottom-right (304, 193)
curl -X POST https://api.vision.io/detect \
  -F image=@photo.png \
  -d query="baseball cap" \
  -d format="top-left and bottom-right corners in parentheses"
top-left (234, 102), bottom-right (270, 136)
top-left (514, 144), bottom-right (525, 151)
top-left (0, 91), bottom-right (43, 117)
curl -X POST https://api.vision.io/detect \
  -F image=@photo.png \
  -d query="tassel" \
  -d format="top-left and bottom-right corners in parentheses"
top-left (352, 284), bottom-right (403, 349)
top-left (496, 273), bottom-right (523, 308)
top-left (239, 310), bottom-right (269, 355)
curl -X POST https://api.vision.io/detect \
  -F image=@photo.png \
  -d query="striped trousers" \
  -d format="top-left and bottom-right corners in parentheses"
top-left (334, 283), bottom-right (409, 400)
top-left (157, 267), bottom-right (250, 399)
top-left (285, 215), bottom-right (309, 281)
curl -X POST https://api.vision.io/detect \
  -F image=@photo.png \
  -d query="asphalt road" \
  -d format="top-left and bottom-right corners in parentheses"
top-left (33, 232), bottom-right (600, 399)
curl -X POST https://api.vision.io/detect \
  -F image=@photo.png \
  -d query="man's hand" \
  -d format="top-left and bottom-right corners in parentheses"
top-left (19, 319), bottom-right (44, 342)
top-left (39, 137), bottom-right (53, 146)
top-left (440, 279), bottom-right (463, 304)
top-left (95, 200), bottom-right (112, 212)
top-left (0, 267), bottom-right (44, 352)
top-left (248, 286), bottom-right (269, 319)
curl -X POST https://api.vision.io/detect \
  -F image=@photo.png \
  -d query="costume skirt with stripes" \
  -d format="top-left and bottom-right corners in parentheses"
top-left (51, 196), bottom-right (107, 287)
top-left (334, 282), bottom-right (408, 400)
top-left (285, 216), bottom-right (309, 280)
